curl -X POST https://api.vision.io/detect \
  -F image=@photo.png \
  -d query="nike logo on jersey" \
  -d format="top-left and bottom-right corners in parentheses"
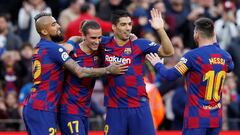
top-left (104, 48), bottom-right (112, 52)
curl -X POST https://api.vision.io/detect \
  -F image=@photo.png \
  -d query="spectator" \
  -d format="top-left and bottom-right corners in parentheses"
top-left (18, 0), bottom-right (51, 45)
top-left (64, 2), bottom-right (112, 40)
top-left (0, 96), bottom-right (7, 130)
top-left (171, 86), bottom-right (187, 130)
top-left (227, 36), bottom-right (240, 95)
top-left (5, 91), bottom-right (21, 131)
top-left (0, 51), bottom-right (27, 94)
top-left (0, 14), bottom-right (22, 56)
top-left (19, 43), bottom-right (33, 84)
top-left (96, 0), bottom-right (126, 21)
top-left (18, 83), bottom-right (33, 118)
top-left (215, 1), bottom-right (239, 50)
top-left (58, 0), bottom-right (85, 32)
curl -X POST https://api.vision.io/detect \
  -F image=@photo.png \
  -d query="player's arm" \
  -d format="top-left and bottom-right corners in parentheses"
top-left (63, 58), bottom-right (128, 78)
top-left (226, 54), bottom-right (234, 73)
top-left (146, 53), bottom-right (187, 81)
top-left (149, 8), bottom-right (174, 57)
top-left (50, 44), bottom-right (128, 78)
top-left (61, 36), bottom-right (83, 54)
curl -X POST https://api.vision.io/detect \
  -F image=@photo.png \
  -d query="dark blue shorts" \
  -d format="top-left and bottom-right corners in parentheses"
top-left (104, 105), bottom-right (155, 135)
top-left (23, 105), bottom-right (57, 135)
top-left (58, 113), bottom-right (88, 135)
top-left (182, 128), bottom-right (220, 135)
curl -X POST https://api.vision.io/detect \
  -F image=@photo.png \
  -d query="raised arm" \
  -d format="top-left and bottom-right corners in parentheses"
top-left (64, 58), bottom-right (128, 78)
top-left (149, 8), bottom-right (174, 57)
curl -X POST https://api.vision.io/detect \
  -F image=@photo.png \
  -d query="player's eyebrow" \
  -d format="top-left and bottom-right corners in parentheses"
top-left (51, 21), bottom-right (57, 26)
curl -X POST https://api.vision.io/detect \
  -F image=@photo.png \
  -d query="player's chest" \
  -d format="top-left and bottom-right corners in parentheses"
top-left (73, 53), bottom-right (99, 68)
top-left (103, 46), bottom-right (142, 65)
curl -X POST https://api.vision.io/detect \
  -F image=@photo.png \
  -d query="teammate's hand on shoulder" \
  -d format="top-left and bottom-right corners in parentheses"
top-left (149, 8), bottom-right (164, 30)
top-left (146, 53), bottom-right (164, 66)
top-left (129, 33), bottom-right (138, 41)
top-left (68, 36), bottom-right (83, 43)
top-left (106, 63), bottom-right (128, 75)
top-left (62, 43), bottom-right (74, 54)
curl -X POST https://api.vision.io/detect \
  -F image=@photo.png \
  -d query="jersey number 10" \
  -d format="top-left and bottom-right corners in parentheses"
top-left (203, 70), bottom-right (226, 102)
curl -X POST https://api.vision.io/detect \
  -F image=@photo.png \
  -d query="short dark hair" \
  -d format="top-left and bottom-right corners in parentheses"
top-left (111, 10), bottom-right (131, 25)
top-left (34, 12), bottom-right (52, 22)
top-left (80, 3), bottom-right (91, 14)
top-left (81, 20), bottom-right (101, 35)
top-left (20, 42), bottom-right (33, 51)
top-left (70, 0), bottom-right (77, 5)
top-left (194, 17), bottom-right (214, 38)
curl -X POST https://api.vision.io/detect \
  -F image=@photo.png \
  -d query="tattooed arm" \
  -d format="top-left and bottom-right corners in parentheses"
top-left (64, 58), bottom-right (128, 78)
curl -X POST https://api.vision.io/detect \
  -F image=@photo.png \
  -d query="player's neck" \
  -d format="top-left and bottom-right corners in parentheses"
top-left (198, 39), bottom-right (215, 47)
top-left (114, 36), bottom-right (129, 46)
top-left (79, 42), bottom-right (93, 55)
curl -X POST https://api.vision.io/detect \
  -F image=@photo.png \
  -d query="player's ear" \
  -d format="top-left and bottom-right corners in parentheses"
top-left (112, 25), bottom-right (116, 31)
top-left (41, 29), bottom-right (48, 36)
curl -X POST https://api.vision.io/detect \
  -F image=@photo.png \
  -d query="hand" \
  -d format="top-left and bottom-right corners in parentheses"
top-left (68, 36), bottom-right (83, 43)
top-left (149, 8), bottom-right (164, 30)
top-left (146, 53), bottom-right (164, 66)
top-left (23, 1), bottom-right (33, 13)
top-left (62, 43), bottom-right (74, 54)
top-left (129, 33), bottom-right (138, 41)
top-left (106, 63), bottom-right (128, 75)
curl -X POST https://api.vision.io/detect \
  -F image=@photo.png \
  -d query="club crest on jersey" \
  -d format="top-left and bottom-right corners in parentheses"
top-left (93, 56), bottom-right (99, 62)
top-left (124, 48), bottom-right (132, 55)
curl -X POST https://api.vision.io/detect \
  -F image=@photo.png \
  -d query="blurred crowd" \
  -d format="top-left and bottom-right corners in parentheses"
top-left (0, 0), bottom-right (239, 131)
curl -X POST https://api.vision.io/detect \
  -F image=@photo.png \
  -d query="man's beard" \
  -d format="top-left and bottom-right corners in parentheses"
top-left (50, 34), bottom-right (64, 43)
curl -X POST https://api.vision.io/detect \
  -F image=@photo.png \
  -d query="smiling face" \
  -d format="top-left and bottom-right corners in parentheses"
top-left (112, 16), bottom-right (132, 41)
top-left (83, 28), bottom-right (102, 51)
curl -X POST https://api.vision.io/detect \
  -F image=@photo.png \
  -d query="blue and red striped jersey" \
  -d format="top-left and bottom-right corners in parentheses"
top-left (154, 43), bottom-right (234, 128)
top-left (101, 36), bottom-right (160, 108)
top-left (24, 39), bottom-right (70, 112)
top-left (59, 42), bottom-right (100, 116)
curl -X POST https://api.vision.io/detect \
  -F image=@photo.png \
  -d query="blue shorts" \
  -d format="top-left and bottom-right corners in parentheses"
top-left (182, 128), bottom-right (220, 135)
top-left (104, 105), bottom-right (155, 135)
top-left (23, 105), bottom-right (57, 135)
top-left (58, 113), bottom-right (88, 135)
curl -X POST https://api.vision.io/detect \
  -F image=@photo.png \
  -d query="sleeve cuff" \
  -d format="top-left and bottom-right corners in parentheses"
top-left (67, 40), bottom-right (75, 46)
top-left (154, 63), bottom-right (164, 71)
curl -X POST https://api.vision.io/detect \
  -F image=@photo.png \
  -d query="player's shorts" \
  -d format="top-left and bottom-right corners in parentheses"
top-left (23, 105), bottom-right (57, 135)
top-left (104, 105), bottom-right (155, 135)
top-left (58, 113), bottom-right (88, 135)
top-left (182, 128), bottom-right (220, 135)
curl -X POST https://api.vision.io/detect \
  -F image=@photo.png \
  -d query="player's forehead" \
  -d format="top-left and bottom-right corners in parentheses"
top-left (117, 17), bottom-right (132, 24)
top-left (87, 28), bottom-right (102, 36)
top-left (47, 16), bottom-right (57, 24)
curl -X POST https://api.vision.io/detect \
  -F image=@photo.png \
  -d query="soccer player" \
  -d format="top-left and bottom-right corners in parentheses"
top-left (101, 8), bottom-right (174, 135)
top-left (58, 20), bottom-right (105, 135)
top-left (22, 13), bottom-right (127, 135)
top-left (146, 18), bottom-right (234, 135)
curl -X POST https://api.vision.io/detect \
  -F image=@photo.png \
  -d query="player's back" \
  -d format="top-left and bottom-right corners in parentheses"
top-left (183, 43), bottom-right (234, 128)
top-left (24, 39), bottom-right (68, 112)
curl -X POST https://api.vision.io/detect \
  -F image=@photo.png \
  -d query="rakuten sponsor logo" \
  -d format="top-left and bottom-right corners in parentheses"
top-left (105, 55), bottom-right (131, 64)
